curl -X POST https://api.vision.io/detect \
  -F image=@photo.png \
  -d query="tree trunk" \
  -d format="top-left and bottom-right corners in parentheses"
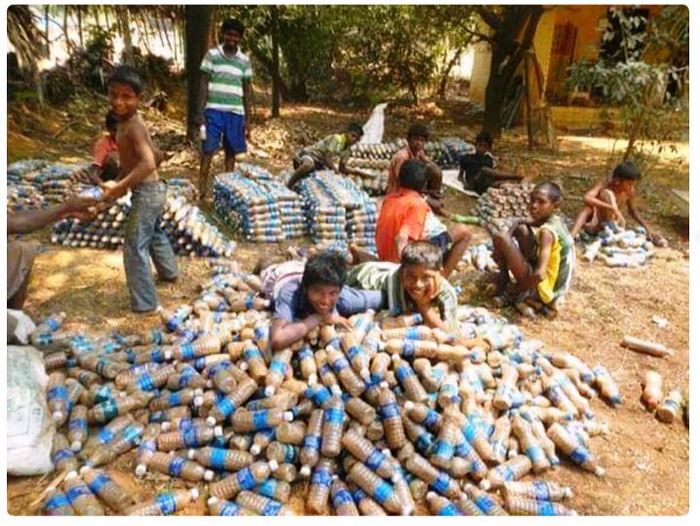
top-left (116, 9), bottom-right (134, 65)
top-left (77, 7), bottom-right (83, 48)
top-left (436, 47), bottom-right (463, 100)
top-left (271, 6), bottom-right (281, 118)
top-left (481, 5), bottom-right (544, 138)
top-left (185, 5), bottom-right (214, 141)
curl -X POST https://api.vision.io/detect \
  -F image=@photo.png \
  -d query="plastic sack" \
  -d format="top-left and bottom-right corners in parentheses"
top-left (360, 102), bottom-right (388, 144)
top-left (7, 345), bottom-right (55, 476)
top-left (7, 309), bottom-right (37, 345)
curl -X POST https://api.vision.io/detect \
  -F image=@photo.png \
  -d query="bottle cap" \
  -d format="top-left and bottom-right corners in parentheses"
top-left (135, 463), bottom-right (147, 477)
top-left (268, 459), bottom-right (279, 472)
top-left (214, 426), bottom-right (223, 437)
top-left (264, 385), bottom-right (276, 397)
top-left (479, 479), bottom-right (491, 491)
top-left (300, 465), bottom-right (311, 478)
top-left (71, 441), bottom-right (82, 452)
top-left (250, 444), bottom-right (262, 456)
top-left (65, 471), bottom-right (78, 480)
top-left (78, 465), bottom-right (91, 475)
top-left (207, 496), bottom-right (219, 505)
top-left (187, 449), bottom-right (195, 460)
top-left (404, 400), bottom-right (415, 411)
top-left (206, 416), bottom-right (217, 427)
top-left (283, 411), bottom-right (294, 422)
top-left (190, 488), bottom-right (200, 500)
top-left (204, 470), bottom-right (215, 481)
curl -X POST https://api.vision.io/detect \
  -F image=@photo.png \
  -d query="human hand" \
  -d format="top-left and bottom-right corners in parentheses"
top-left (63, 196), bottom-right (98, 213)
top-left (322, 313), bottom-right (353, 331)
top-left (101, 181), bottom-right (123, 202)
top-left (614, 209), bottom-right (626, 228)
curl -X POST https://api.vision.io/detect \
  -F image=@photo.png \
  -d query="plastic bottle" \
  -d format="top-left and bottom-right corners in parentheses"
top-left (592, 364), bottom-right (621, 405)
top-left (149, 388), bottom-right (203, 412)
top-left (236, 490), bottom-right (294, 516)
top-left (149, 406), bottom-right (192, 425)
top-left (297, 344), bottom-right (318, 385)
top-left (404, 452), bottom-right (461, 498)
top-left (43, 488), bottom-right (74, 516)
top-left (68, 366), bottom-right (101, 387)
top-left (80, 467), bottom-right (135, 512)
top-left (504, 494), bottom-right (577, 516)
top-left (642, 371), bottom-right (664, 411)
top-left (207, 496), bottom-right (254, 516)
top-left (463, 483), bottom-right (507, 516)
top-left (47, 371), bottom-right (69, 425)
top-left (392, 356), bottom-right (428, 402)
top-left (255, 478), bottom-right (291, 503)
top-left (330, 476), bottom-right (359, 516)
top-left (321, 396), bottom-right (346, 457)
top-left (327, 347), bottom-right (366, 397)
top-left (266, 441), bottom-right (299, 465)
top-left (345, 397), bottom-right (376, 426)
top-left (656, 389), bottom-right (683, 423)
top-left (88, 391), bottom-right (153, 425)
top-left (272, 421), bottom-right (305, 447)
top-left (493, 363), bottom-right (518, 410)
top-left (271, 462), bottom-right (297, 483)
top-left (452, 491), bottom-right (484, 516)
top-left (207, 373), bottom-right (258, 425)
top-left (125, 364), bottom-right (178, 393)
top-left (300, 409), bottom-right (324, 477)
top-left (209, 461), bottom-right (279, 500)
top-left (147, 451), bottom-right (214, 481)
top-left (528, 416), bottom-right (559, 466)
top-left (67, 405), bottom-right (88, 452)
top-left (307, 457), bottom-right (336, 514)
top-left (52, 432), bottom-right (79, 472)
top-left (621, 336), bottom-right (673, 358)
top-left (381, 313), bottom-right (423, 329)
top-left (265, 349), bottom-right (292, 396)
top-left (347, 461), bottom-right (405, 515)
top-left (546, 422), bottom-right (605, 476)
top-left (132, 423), bottom-right (160, 477)
top-left (81, 414), bottom-right (133, 458)
top-left (426, 491), bottom-right (463, 515)
top-left (85, 422), bottom-right (144, 467)
top-left (341, 429), bottom-right (398, 481)
top-left (62, 471), bottom-right (105, 515)
top-left (401, 415), bottom-right (435, 455)
top-left (157, 422), bottom-right (222, 451)
top-left (377, 386), bottom-right (405, 450)
top-left (511, 415), bottom-right (550, 473)
top-left (189, 446), bottom-right (254, 472)
top-left (127, 488), bottom-right (199, 515)
top-left (502, 480), bottom-right (572, 501)
top-left (231, 408), bottom-right (294, 433)
top-left (242, 341), bottom-right (268, 381)
top-left (480, 454), bottom-right (532, 490)
top-left (489, 414), bottom-right (510, 464)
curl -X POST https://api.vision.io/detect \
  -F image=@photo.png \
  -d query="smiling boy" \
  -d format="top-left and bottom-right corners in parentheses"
top-left (102, 65), bottom-right (178, 313)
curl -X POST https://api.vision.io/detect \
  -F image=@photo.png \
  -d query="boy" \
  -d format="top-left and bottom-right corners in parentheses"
top-left (459, 131), bottom-right (523, 195)
top-left (387, 124), bottom-right (444, 213)
top-left (102, 65), bottom-right (178, 313)
top-left (491, 182), bottom-right (574, 314)
top-left (570, 161), bottom-right (666, 245)
top-left (197, 18), bottom-right (253, 201)
top-left (269, 251), bottom-right (383, 350)
top-left (287, 122), bottom-right (371, 189)
top-left (73, 111), bottom-right (120, 185)
top-left (374, 160), bottom-right (470, 277)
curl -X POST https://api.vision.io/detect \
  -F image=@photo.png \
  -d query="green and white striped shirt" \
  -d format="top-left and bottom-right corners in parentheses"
top-left (200, 46), bottom-right (253, 115)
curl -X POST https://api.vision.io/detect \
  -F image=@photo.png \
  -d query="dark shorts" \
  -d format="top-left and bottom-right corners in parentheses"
top-left (428, 231), bottom-right (452, 256)
top-left (464, 170), bottom-right (496, 195)
top-left (203, 109), bottom-right (247, 155)
top-left (293, 151), bottom-right (325, 172)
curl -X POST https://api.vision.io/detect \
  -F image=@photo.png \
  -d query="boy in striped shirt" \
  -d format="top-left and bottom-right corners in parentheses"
top-left (197, 18), bottom-right (253, 201)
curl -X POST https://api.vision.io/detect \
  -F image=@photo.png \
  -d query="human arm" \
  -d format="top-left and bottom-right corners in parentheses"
top-left (583, 181), bottom-right (624, 222)
top-left (102, 124), bottom-right (157, 200)
top-left (515, 228), bottom-right (554, 293)
top-left (270, 315), bottom-right (324, 351)
top-left (196, 72), bottom-right (210, 126)
top-left (7, 197), bottom-right (97, 235)
top-left (73, 164), bottom-right (104, 185)
top-left (243, 78), bottom-right (253, 139)
top-left (627, 199), bottom-right (661, 242)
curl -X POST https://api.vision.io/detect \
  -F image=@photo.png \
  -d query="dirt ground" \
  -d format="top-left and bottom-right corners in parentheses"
top-left (6, 97), bottom-right (689, 515)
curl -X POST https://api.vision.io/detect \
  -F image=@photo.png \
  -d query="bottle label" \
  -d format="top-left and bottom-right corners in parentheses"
top-left (346, 345), bottom-right (362, 362)
top-left (137, 374), bottom-right (156, 391)
top-left (402, 340), bottom-right (416, 358)
top-left (569, 445), bottom-right (591, 465)
top-left (262, 500), bottom-right (282, 516)
top-left (253, 411), bottom-right (270, 430)
top-left (122, 425), bottom-right (142, 443)
top-left (378, 403), bottom-right (400, 420)
top-left (395, 364), bottom-right (414, 383)
top-left (48, 386), bottom-right (69, 400)
top-left (434, 440), bottom-right (454, 459)
top-left (438, 503), bottom-right (460, 516)
top-left (423, 409), bottom-right (440, 429)
top-left (88, 473), bottom-right (112, 494)
top-left (501, 465), bottom-right (515, 481)
top-left (416, 432), bottom-right (434, 452)
top-left (532, 480), bottom-right (550, 501)
top-left (537, 500), bottom-right (556, 515)
top-left (431, 471), bottom-right (450, 494)
top-left (216, 398), bottom-right (236, 418)
top-left (365, 449), bottom-right (386, 471)
top-left (220, 501), bottom-right (243, 516)
top-left (101, 399), bottom-right (119, 421)
top-left (303, 435), bottom-right (321, 451)
top-left (311, 469), bottom-right (332, 486)
top-left (405, 327), bottom-right (420, 340)
top-left (69, 417), bottom-right (88, 431)
top-left (66, 484), bottom-right (92, 503)
top-left (52, 448), bottom-right (74, 464)
top-left (45, 493), bottom-right (71, 512)
top-left (269, 360), bottom-right (287, 377)
top-left (474, 494), bottom-right (495, 514)
top-left (244, 348), bottom-right (263, 362)
top-left (47, 318), bottom-right (61, 331)
top-left (332, 489), bottom-right (354, 507)
top-left (156, 493), bottom-right (177, 515)
top-left (331, 356), bottom-right (350, 373)
top-left (283, 444), bottom-right (297, 463)
top-left (372, 481), bottom-right (393, 504)
top-left (182, 426), bottom-right (199, 447)
top-left (237, 467), bottom-right (257, 489)
top-left (210, 448), bottom-right (227, 470)
top-left (324, 407), bottom-right (345, 425)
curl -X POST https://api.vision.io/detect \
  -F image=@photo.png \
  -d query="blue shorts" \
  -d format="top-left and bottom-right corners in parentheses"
top-left (203, 109), bottom-right (247, 155)
top-left (428, 231), bottom-right (452, 256)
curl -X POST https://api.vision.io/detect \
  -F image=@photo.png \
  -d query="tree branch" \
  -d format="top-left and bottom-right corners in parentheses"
top-left (476, 6), bottom-right (502, 31)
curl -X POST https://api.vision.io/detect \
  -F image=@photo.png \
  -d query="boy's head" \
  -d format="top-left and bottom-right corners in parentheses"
top-left (345, 122), bottom-right (364, 146)
top-left (475, 131), bottom-right (493, 155)
top-left (398, 159), bottom-right (427, 193)
top-left (611, 161), bottom-right (641, 193)
top-left (253, 254), bottom-right (285, 276)
top-left (301, 251), bottom-right (347, 316)
top-left (221, 18), bottom-right (245, 49)
top-left (105, 111), bottom-right (119, 137)
top-left (529, 182), bottom-right (562, 223)
top-left (107, 66), bottom-right (143, 119)
top-left (400, 241), bottom-right (443, 306)
top-left (407, 123), bottom-right (429, 153)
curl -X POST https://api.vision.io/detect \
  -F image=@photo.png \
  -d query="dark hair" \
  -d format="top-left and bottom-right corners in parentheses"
top-left (302, 251), bottom-right (347, 289)
top-left (533, 181), bottom-right (563, 203)
top-left (346, 122), bottom-right (364, 137)
top-left (401, 241), bottom-right (443, 270)
top-left (398, 159), bottom-right (427, 192)
top-left (107, 65), bottom-right (144, 95)
top-left (105, 110), bottom-right (119, 130)
top-left (408, 123), bottom-right (429, 140)
top-left (475, 131), bottom-right (493, 148)
top-left (253, 255), bottom-right (284, 276)
top-left (221, 18), bottom-right (245, 35)
top-left (612, 161), bottom-right (641, 181)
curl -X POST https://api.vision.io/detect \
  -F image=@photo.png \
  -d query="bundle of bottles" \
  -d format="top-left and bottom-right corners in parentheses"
top-left (30, 258), bottom-right (650, 517)
top-left (580, 224), bottom-right (656, 268)
top-left (50, 180), bottom-right (236, 258)
top-left (473, 183), bottom-right (536, 235)
top-left (296, 171), bottom-right (378, 257)
top-left (460, 242), bottom-right (499, 272)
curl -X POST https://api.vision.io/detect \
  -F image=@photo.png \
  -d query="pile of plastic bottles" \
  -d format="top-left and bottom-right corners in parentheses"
top-left (580, 224), bottom-right (656, 268)
top-left (473, 183), bottom-right (535, 235)
top-left (34, 258), bottom-right (622, 516)
top-left (460, 242), bottom-right (498, 272)
top-left (7, 159), bottom-right (92, 211)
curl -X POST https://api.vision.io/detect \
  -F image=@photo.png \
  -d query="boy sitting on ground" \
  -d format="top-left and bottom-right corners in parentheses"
top-left (490, 182), bottom-right (575, 316)
top-left (387, 123), bottom-right (445, 214)
top-left (371, 159), bottom-right (470, 277)
top-left (459, 131), bottom-right (524, 195)
top-left (268, 251), bottom-right (383, 350)
top-left (570, 160), bottom-right (666, 246)
top-left (287, 122), bottom-right (373, 189)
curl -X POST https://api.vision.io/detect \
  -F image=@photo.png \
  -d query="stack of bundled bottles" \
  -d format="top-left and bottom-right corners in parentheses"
top-left (259, 180), bottom-right (307, 240)
top-left (348, 140), bottom-right (407, 171)
top-left (35, 259), bottom-right (636, 517)
top-left (432, 137), bottom-right (474, 168)
top-left (473, 183), bottom-right (535, 234)
top-left (214, 173), bottom-right (286, 243)
top-left (7, 159), bottom-right (92, 211)
top-left (297, 172), bottom-right (378, 256)
top-left (50, 181), bottom-right (235, 258)
top-left (461, 242), bottom-right (499, 272)
top-left (580, 224), bottom-right (656, 268)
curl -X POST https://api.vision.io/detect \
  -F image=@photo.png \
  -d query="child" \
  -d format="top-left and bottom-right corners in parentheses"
top-left (387, 124), bottom-right (444, 213)
top-left (491, 182), bottom-right (574, 314)
top-left (268, 251), bottom-right (383, 350)
top-left (72, 111), bottom-right (120, 185)
top-left (570, 161), bottom-right (666, 245)
top-left (287, 122), bottom-right (371, 189)
top-left (459, 131), bottom-right (523, 194)
top-left (374, 159), bottom-right (470, 277)
top-left (101, 65), bottom-right (178, 313)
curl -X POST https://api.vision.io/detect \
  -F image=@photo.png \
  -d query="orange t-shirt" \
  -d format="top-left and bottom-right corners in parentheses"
top-left (92, 134), bottom-right (118, 168)
top-left (386, 147), bottom-right (417, 194)
top-left (375, 188), bottom-right (430, 262)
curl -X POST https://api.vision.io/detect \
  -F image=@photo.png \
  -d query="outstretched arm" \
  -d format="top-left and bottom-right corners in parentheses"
top-left (270, 315), bottom-right (323, 351)
top-left (102, 125), bottom-right (157, 200)
top-left (8, 198), bottom-right (97, 235)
